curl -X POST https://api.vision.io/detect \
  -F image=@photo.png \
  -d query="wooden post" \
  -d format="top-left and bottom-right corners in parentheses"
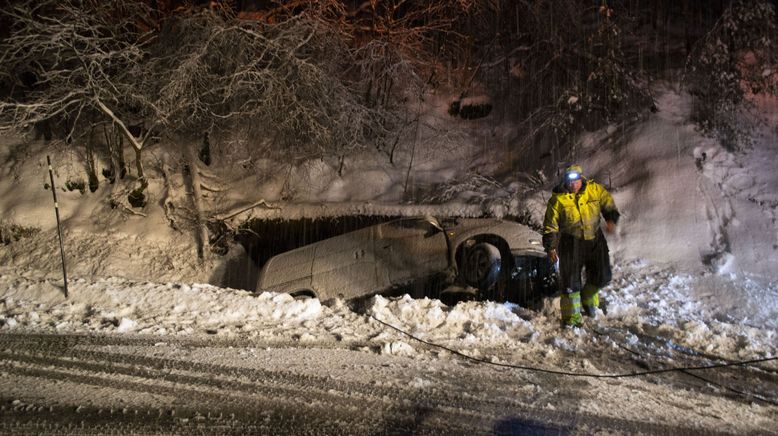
top-left (46, 155), bottom-right (68, 298)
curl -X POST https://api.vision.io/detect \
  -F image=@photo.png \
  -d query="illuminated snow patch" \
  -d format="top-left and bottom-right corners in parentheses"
top-left (366, 295), bottom-right (536, 345)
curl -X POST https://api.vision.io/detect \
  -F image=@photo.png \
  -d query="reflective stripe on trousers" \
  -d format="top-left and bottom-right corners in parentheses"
top-left (581, 284), bottom-right (600, 309)
top-left (561, 289), bottom-right (582, 325)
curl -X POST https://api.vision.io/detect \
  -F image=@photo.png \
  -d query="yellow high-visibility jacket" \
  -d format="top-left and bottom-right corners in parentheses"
top-left (542, 179), bottom-right (620, 251)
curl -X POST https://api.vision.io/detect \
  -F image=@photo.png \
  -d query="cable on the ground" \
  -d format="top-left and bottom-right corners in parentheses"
top-left (368, 314), bottom-right (778, 383)
top-left (590, 327), bottom-right (778, 406)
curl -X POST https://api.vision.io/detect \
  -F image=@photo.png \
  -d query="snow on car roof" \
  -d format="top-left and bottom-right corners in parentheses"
top-left (215, 201), bottom-right (490, 222)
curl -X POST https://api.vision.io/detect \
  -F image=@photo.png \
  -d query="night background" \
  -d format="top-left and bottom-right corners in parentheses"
top-left (0, 1), bottom-right (776, 434)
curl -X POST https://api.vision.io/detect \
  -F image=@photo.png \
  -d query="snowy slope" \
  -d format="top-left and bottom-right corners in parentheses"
top-left (574, 84), bottom-right (778, 333)
top-left (0, 84), bottom-right (776, 363)
top-left (579, 84), bottom-right (778, 279)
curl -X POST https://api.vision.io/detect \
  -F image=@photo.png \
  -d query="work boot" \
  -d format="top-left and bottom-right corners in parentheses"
top-left (563, 314), bottom-right (583, 328)
top-left (583, 305), bottom-right (597, 318)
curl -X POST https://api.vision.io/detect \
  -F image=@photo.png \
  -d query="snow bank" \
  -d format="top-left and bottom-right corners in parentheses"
top-left (0, 270), bottom-right (325, 337)
top-left (578, 85), bottom-right (778, 281)
top-left (605, 263), bottom-right (777, 359)
top-left (366, 294), bottom-right (538, 347)
top-left (3, 262), bottom-right (773, 365)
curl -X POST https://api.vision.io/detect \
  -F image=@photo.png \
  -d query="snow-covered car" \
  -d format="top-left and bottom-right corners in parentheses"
top-left (256, 216), bottom-right (555, 304)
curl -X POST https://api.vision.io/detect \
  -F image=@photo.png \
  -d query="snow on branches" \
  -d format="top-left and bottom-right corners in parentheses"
top-left (685, 0), bottom-right (777, 150)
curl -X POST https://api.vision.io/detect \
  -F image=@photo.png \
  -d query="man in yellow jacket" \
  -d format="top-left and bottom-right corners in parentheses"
top-left (543, 164), bottom-right (620, 327)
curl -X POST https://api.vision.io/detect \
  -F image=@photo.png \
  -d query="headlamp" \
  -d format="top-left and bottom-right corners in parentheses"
top-left (566, 172), bottom-right (581, 181)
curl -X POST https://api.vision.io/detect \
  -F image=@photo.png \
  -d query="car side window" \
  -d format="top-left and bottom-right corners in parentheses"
top-left (387, 218), bottom-right (439, 237)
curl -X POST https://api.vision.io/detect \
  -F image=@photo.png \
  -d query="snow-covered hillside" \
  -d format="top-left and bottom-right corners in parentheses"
top-left (1, 82), bottom-right (776, 355)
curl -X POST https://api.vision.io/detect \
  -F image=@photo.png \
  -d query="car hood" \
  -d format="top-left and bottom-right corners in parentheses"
top-left (442, 218), bottom-right (545, 255)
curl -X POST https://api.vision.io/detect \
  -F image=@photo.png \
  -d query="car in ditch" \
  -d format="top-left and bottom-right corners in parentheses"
top-left (255, 216), bottom-right (556, 305)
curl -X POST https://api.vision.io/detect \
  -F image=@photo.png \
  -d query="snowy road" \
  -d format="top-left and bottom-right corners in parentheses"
top-left (0, 330), bottom-right (775, 434)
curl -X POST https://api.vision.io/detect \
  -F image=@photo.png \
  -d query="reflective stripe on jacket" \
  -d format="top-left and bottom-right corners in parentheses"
top-left (542, 179), bottom-right (619, 251)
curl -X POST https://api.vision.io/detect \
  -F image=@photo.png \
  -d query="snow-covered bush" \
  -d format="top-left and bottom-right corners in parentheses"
top-left (146, 10), bottom-right (390, 164)
top-left (574, 3), bottom-right (653, 132)
top-left (469, 1), bottom-right (653, 174)
top-left (0, 221), bottom-right (40, 245)
top-left (685, 0), bottom-right (777, 150)
top-left (422, 172), bottom-right (505, 205)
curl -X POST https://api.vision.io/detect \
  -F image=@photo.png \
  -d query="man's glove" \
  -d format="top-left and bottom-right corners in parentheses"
top-left (604, 220), bottom-right (616, 234)
top-left (547, 249), bottom-right (558, 264)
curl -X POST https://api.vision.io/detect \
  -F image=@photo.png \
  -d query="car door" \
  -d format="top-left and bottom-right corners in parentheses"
top-left (256, 246), bottom-right (314, 294)
top-left (374, 218), bottom-right (449, 293)
top-left (310, 226), bottom-right (378, 300)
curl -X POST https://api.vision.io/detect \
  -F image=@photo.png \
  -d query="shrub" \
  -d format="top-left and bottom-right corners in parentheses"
top-left (0, 221), bottom-right (41, 245)
top-left (65, 179), bottom-right (86, 194)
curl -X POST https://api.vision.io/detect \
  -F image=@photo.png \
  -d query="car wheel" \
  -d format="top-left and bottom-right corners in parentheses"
top-left (462, 242), bottom-right (501, 291)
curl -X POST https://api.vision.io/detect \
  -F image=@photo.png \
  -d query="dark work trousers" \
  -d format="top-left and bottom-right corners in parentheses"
top-left (558, 230), bottom-right (612, 293)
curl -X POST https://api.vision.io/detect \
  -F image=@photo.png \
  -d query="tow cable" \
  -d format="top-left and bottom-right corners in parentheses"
top-left (368, 314), bottom-right (778, 405)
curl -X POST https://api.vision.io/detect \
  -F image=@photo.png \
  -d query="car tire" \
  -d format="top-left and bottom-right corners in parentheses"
top-left (462, 242), bottom-right (501, 291)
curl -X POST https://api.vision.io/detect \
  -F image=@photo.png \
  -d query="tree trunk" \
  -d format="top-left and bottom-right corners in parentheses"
top-left (186, 145), bottom-right (209, 261)
top-left (134, 147), bottom-right (145, 183)
top-left (198, 132), bottom-right (212, 166)
top-left (103, 125), bottom-right (117, 183)
top-left (160, 154), bottom-right (178, 231)
top-left (116, 130), bottom-right (127, 179)
top-left (382, 76), bottom-right (393, 107)
top-left (652, 0), bottom-right (659, 30)
top-left (85, 127), bottom-right (99, 192)
top-left (683, 0), bottom-right (692, 55)
top-left (94, 98), bottom-right (146, 181)
top-left (126, 145), bottom-right (148, 208)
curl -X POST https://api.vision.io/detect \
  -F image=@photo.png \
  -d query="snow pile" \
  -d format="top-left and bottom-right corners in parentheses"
top-left (578, 85), bottom-right (778, 280)
top-left (367, 294), bottom-right (538, 346)
top-left (694, 132), bottom-right (778, 277)
top-left (604, 262), bottom-right (777, 359)
top-left (3, 261), bottom-right (773, 365)
top-left (0, 269), bottom-right (546, 358)
top-left (0, 229), bottom-right (210, 284)
top-left (0, 270), bottom-right (326, 337)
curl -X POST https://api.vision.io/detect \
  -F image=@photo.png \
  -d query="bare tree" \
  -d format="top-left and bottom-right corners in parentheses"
top-left (0, 0), bottom-right (158, 201)
top-left (145, 9), bottom-right (391, 164)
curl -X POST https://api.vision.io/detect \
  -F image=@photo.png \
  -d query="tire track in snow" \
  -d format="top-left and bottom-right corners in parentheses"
top-left (0, 333), bottom-right (554, 434)
top-left (592, 325), bottom-right (778, 405)
top-left (0, 332), bottom-right (735, 435)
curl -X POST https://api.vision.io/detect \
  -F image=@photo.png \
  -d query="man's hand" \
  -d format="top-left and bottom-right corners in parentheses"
top-left (547, 249), bottom-right (558, 264)
top-left (604, 220), bottom-right (616, 234)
